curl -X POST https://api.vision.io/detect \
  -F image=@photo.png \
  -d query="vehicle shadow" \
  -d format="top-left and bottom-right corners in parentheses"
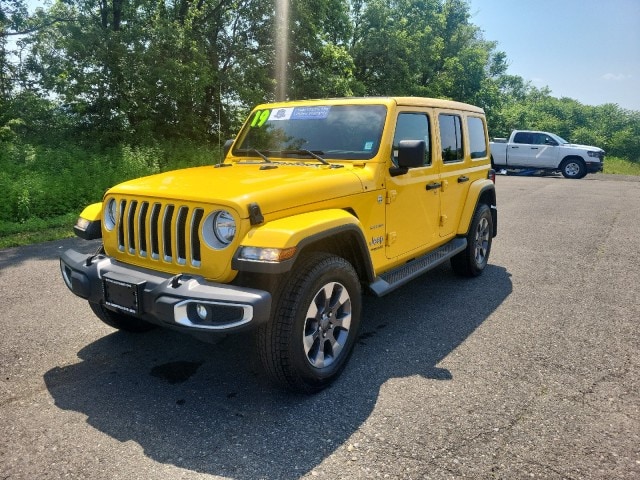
top-left (44, 263), bottom-right (512, 479)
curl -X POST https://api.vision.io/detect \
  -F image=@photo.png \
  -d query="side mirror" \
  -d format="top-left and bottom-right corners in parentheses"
top-left (223, 139), bottom-right (234, 157)
top-left (398, 140), bottom-right (426, 168)
top-left (390, 140), bottom-right (426, 177)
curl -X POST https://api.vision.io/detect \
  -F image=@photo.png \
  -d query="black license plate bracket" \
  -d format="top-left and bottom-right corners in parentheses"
top-left (102, 272), bottom-right (146, 315)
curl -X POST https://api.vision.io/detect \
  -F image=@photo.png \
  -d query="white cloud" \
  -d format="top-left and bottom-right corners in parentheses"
top-left (602, 73), bottom-right (632, 81)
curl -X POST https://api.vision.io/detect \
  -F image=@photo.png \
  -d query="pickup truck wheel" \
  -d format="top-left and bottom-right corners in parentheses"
top-left (89, 302), bottom-right (155, 332)
top-left (560, 158), bottom-right (586, 179)
top-left (256, 253), bottom-right (362, 393)
top-left (451, 203), bottom-right (493, 277)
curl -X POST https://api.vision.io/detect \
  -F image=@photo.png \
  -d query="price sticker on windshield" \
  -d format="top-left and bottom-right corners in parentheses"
top-left (291, 106), bottom-right (330, 120)
top-left (250, 106), bottom-right (330, 128)
top-left (250, 107), bottom-right (295, 127)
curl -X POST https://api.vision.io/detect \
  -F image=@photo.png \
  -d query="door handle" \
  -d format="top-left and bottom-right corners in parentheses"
top-left (531, 147), bottom-right (539, 150)
top-left (511, 146), bottom-right (519, 149)
top-left (458, 175), bottom-right (469, 183)
top-left (426, 182), bottom-right (442, 191)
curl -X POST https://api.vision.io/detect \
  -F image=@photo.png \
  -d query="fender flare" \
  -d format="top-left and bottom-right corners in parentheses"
top-left (457, 180), bottom-right (497, 236)
top-left (232, 209), bottom-right (373, 277)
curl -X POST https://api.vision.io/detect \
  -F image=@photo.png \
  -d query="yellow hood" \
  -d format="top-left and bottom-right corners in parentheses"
top-left (108, 163), bottom-right (366, 217)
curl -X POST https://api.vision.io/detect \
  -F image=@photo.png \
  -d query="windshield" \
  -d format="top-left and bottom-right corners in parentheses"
top-left (233, 104), bottom-right (387, 160)
top-left (555, 134), bottom-right (569, 144)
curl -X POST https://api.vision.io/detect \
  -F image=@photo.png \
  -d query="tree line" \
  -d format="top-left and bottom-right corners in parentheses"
top-left (1, 0), bottom-right (639, 160)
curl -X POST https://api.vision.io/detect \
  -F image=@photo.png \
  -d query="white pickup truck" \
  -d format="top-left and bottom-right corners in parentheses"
top-left (490, 130), bottom-right (604, 179)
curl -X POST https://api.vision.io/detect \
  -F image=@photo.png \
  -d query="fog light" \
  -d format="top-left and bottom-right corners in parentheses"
top-left (196, 304), bottom-right (208, 320)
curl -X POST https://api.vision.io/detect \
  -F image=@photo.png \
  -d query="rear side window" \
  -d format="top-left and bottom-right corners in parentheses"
top-left (392, 113), bottom-right (431, 165)
top-left (467, 116), bottom-right (488, 159)
top-left (439, 114), bottom-right (463, 163)
top-left (513, 132), bottom-right (533, 144)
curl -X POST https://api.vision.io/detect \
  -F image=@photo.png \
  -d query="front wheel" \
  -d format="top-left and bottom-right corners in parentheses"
top-left (89, 302), bottom-right (155, 332)
top-left (451, 203), bottom-right (493, 277)
top-left (560, 158), bottom-right (586, 179)
top-left (256, 253), bottom-right (362, 393)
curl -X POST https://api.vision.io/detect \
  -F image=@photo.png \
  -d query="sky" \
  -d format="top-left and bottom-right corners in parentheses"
top-left (468, 0), bottom-right (640, 111)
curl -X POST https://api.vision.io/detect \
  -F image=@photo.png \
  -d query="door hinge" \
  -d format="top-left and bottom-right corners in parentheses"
top-left (386, 190), bottom-right (397, 204)
top-left (386, 232), bottom-right (397, 246)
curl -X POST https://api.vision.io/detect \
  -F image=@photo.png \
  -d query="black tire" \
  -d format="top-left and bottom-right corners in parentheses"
top-left (89, 302), bottom-right (155, 332)
top-left (256, 253), bottom-right (362, 393)
top-left (560, 158), bottom-right (586, 179)
top-left (451, 203), bottom-right (493, 277)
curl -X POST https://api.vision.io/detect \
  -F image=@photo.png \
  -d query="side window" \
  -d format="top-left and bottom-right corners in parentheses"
top-left (392, 113), bottom-right (431, 165)
top-left (532, 133), bottom-right (547, 145)
top-left (439, 114), bottom-right (463, 163)
top-left (467, 116), bottom-right (488, 159)
top-left (513, 132), bottom-right (533, 144)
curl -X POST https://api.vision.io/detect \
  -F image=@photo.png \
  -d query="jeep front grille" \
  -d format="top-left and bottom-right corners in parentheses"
top-left (116, 199), bottom-right (204, 267)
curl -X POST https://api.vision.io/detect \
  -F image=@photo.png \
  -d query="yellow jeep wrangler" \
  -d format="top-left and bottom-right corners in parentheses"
top-left (60, 97), bottom-right (497, 393)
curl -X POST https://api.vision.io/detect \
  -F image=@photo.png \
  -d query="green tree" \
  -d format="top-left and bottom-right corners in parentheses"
top-left (286, 0), bottom-right (359, 99)
top-left (349, 0), bottom-right (508, 112)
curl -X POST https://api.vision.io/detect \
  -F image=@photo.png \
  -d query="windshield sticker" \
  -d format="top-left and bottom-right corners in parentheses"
top-left (364, 141), bottom-right (374, 151)
top-left (269, 107), bottom-right (294, 121)
top-left (291, 106), bottom-right (331, 120)
top-left (250, 109), bottom-right (271, 127)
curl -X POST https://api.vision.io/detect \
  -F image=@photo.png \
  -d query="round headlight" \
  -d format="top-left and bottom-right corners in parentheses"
top-left (213, 210), bottom-right (236, 244)
top-left (203, 210), bottom-right (236, 249)
top-left (104, 198), bottom-right (117, 231)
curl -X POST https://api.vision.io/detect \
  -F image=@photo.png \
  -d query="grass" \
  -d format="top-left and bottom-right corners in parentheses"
top-left (603, 156), bottom-right (640, 175)
top-left (0, 213), bottom-right (77, 249)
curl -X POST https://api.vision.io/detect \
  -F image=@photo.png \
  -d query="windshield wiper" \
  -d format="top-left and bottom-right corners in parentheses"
top-left (282, 149), bottom-right (329, 165)
top-left (234, 148), bottom-right (271, 162)
top-left (251, 149), bottom-right (270, 163)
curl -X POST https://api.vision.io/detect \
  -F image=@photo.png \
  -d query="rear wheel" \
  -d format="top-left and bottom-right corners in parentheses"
top-left (256, 252), bottom-right (362, 393)
top-left (560, 158), bottom-right (586, 179)
top-left (451, 203), bottom-right (493, 277)
top-left (89, 302), bottom-right (155, 332)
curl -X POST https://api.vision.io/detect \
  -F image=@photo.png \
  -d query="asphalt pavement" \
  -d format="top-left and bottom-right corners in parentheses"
top-left (1, 173), bottom-right (639, 479)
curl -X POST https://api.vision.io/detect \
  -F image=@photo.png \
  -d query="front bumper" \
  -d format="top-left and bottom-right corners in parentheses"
top-left (586, 161), bottom-right (604, 173)
top-left (60, 249), bottom-right (272, 333)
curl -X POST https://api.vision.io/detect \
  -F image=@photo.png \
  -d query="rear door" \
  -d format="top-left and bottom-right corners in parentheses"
top-left (438, 112), bottom-right (469, 237)
top-left (507, 131), bottom-right (535, 166)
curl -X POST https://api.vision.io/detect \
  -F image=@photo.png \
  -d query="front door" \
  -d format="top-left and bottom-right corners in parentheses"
top-left (385, 111), bottom-right (441, 259)
top-left (509, 131), bottom-right (559, 168)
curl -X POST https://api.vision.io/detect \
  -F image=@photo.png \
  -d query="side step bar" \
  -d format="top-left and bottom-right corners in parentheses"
top-left (369, 238), bottom-right (467, 297)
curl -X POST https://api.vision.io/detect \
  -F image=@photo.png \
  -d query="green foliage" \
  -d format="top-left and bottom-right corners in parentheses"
top-left (603, 157), bottom-right (640, 176)
top-left (0, 138), bottom-right (222, 227)
top-left (6, 0), bottom-right (636, 159)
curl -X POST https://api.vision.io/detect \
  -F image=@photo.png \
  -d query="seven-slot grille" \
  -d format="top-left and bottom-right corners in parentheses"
top-left (115, 199), bottom-right (204, 267)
